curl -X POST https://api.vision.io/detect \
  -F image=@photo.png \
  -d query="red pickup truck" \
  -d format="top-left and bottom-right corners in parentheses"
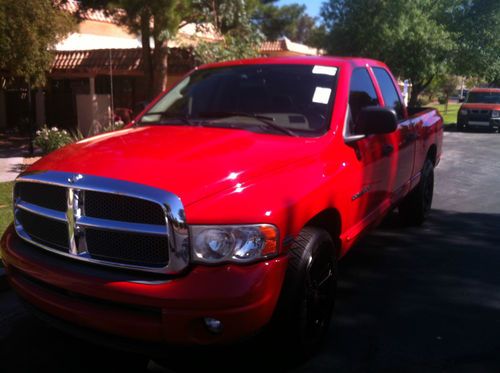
top-left (457, 87), bottom-right (500, 131)
top-left (1, 57), bottom-right (442, 355)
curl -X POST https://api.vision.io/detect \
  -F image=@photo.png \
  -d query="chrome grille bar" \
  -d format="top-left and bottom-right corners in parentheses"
top-left (16, 200), bottom-right (67, 222)
top-left (13, 171), bottom-right (189, 274)
top-left (67, 187), bottom-right (78, 255)
top-left (77, 216), bottom-right (168, 236)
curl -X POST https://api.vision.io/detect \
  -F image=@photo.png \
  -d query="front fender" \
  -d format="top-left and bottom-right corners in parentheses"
top-left (184, 156), bottom-right (349, 254)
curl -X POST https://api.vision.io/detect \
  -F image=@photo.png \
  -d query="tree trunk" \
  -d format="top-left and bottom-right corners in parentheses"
top-left (140, 16), bottom-right (155, 101)
top-left (152, 41), bottom-right (168, 97)
top-left (409, 86), bottom-right (423, 107)
top-left (409, 76), bottom-right (434, 107)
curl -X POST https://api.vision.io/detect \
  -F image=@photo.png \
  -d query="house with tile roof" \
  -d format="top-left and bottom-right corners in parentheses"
top-left (0, 1), bottom-right (219, 135)
top-left (0, 1), bottom-right (325, 135)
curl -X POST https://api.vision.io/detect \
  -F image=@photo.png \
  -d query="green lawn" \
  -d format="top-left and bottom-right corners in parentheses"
top-left (430, 102), bottom-right (460, 126)
top-left (0, 182), bottom-right (14, 258)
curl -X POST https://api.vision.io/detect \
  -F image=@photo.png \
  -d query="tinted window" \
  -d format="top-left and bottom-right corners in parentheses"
top-left (466, 92), bottom-right (500, 104)
top-left (140, 64), bottom-right (338, 136)
top-left (349, 68), bottom-right (379, 131)
top-left (373, 67), bottom-right (404, 119)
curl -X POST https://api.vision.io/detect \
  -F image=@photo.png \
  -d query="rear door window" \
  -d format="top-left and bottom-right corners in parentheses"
top-left (349, 68), bottom-right (379, 132)
top-left (373, 67), bottom-right (404, 120)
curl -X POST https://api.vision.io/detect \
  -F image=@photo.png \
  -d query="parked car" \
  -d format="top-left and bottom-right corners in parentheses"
top-left (1, 57), bottom-right (443, 356)
top-left (457, 87), bottom-right (500, 131)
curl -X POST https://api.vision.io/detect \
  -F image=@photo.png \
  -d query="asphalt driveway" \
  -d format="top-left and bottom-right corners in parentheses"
top-left (1, 131), bottom-right (500, 372)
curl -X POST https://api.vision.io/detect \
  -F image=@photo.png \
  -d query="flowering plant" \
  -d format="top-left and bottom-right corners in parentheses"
top-left (34, 126), bottom-right (76, 154)
top-left (102, 120), bottom-right (125, 133)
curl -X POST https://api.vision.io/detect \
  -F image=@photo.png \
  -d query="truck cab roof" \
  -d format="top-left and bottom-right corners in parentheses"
top-left (198, 56), bottom-right (390, 71)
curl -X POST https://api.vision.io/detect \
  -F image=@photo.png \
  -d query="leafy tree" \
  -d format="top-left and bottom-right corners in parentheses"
top-left (189, 0), bottom-right (261, 35)
top-left (305, 24), bottom-right (328, 49)
top-left (425, 74), bottom-right (460, 111)
top-left (320, 0), bottom-right (455, 106)
top-left (445, 0), bottom-right (500, 85)
top-left (188, 0), bottom-right (264, 64)
top-left (192, 34), bottom-right (262, 64)
top-left (0, 0), bottom-right (75, 87)
top-left (253, 3), bottom-right (316, 43)
top-left (76, 0), bottom-right (190, 99)
top-left (319, 0), bottom-right (500, 105)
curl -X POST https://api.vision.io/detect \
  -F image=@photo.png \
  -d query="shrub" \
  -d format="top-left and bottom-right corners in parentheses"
top-left (102, 120), bottom-right (125, 133)
top-left (34, 126), bottom-right (75, 154)
top-left (87, 120), bottom-right (125, 136)
top-left (438, 96), bottom-right (448, 104)
top-left (34, 122), bottom-right (124, 154)
top-left (417, 96), bottom-right (430, 106)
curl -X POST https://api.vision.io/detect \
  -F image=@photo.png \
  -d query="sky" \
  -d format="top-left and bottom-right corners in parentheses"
top-left (276, 0), bottom-right (323, 18)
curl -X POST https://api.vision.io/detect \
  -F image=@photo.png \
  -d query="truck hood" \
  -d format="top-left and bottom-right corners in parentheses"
top-left (461, 103), bottom-right (500, 111)
top-left (28, 125), bottom-right (323, 206)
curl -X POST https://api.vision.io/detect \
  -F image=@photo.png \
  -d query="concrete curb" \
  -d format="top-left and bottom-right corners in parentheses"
top-left (0, 267), bottom-right (9, 291)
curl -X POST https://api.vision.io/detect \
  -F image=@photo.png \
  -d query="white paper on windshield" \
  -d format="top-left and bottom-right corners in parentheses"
top-left (312, 87), bottom-right (332, 104)
top-left (312, 65), bottom-right (338, 76)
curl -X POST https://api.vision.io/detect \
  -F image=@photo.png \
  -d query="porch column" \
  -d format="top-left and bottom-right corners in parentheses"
top-left (35, 88), bottom-right (45, 128)
top-left (89, 76), bottom-right (95, 96)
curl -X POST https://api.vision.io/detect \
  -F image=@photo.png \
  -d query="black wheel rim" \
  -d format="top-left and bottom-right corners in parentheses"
top-left (302, 246), bottom-right (336, 345)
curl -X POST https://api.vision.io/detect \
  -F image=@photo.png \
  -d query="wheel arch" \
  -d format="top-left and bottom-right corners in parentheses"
top-left (304, 208), bottom-right (342, 258)
top-left (427, 144), bottom-right (437, 166)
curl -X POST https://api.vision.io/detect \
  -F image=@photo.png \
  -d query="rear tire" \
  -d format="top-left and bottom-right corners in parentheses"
top-left (399, 158), bottom-right (434, 225)
top-left (270, 227), bottom-right (337, 359)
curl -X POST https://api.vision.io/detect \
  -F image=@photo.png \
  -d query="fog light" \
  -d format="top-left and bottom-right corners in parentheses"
top-left (204, 317), bottom-right (223, 334)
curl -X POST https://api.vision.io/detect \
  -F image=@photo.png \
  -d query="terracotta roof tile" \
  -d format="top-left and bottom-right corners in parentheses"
top-left (260, 37), bottom-right (322, 56)
top-left (260, 40), bottom-right (287, 52)
top-left (51, 48), bottom-right (195, 75)
top-left (58, 0), bottom-right (119, 24)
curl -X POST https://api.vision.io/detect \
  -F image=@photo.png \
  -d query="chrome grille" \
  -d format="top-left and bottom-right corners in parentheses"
top-left (470, 109), bottom-right (491, 115)
top-left (469, 109), bottom-right (491, 122)
top-left (86, 229), bottom-right (169, 267)
top-left (13, 171), bottom-right (189, 274)
top-left (16, 209), bottom-right (69, 251)
top-left (15, 182), bottom-right (67, 211)
top-left (84, 190), bottom-right (166, 225)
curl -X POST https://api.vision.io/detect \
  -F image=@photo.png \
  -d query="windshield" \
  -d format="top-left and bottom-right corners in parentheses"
top-left (466, 91), bottom-right (500, 104)
top-left (139, 64), bottom-right (338, 136)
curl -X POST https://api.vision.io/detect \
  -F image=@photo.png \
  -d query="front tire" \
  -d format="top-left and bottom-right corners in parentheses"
top-left (399, 158), bottom-right (434, 225)
top-left (271, 227), bottom-right (337, 358)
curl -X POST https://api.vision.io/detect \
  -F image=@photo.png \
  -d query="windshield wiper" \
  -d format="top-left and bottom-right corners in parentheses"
top-left (139, 112), bottom-right (199, 126)
top-left (198, 111), bottom-right (297, 137)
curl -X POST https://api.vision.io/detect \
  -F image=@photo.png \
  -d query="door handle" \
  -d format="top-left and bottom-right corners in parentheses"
top-left (382, 144), bottom-right (394, 156)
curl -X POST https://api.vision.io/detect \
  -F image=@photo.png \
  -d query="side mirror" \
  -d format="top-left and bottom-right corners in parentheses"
top-left (355, 106), bottom-right (398, 135)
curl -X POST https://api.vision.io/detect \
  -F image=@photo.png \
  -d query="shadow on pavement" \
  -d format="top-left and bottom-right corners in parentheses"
top-left (443, 123), bottom-right (457, 132)
top-left (0, 134), bottom-right (30, 158)
top-left (1, 209), bottom-right (500, 372)
top-left (302, 209), bottom-right (500, 372)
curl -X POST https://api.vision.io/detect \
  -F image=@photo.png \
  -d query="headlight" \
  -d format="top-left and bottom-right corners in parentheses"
top-left (493, 110), bottom-right (500, 118)
top-left (191, 224), bottom-right (278, 264)
top-left (460, 109), bottom-right (468, 115)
